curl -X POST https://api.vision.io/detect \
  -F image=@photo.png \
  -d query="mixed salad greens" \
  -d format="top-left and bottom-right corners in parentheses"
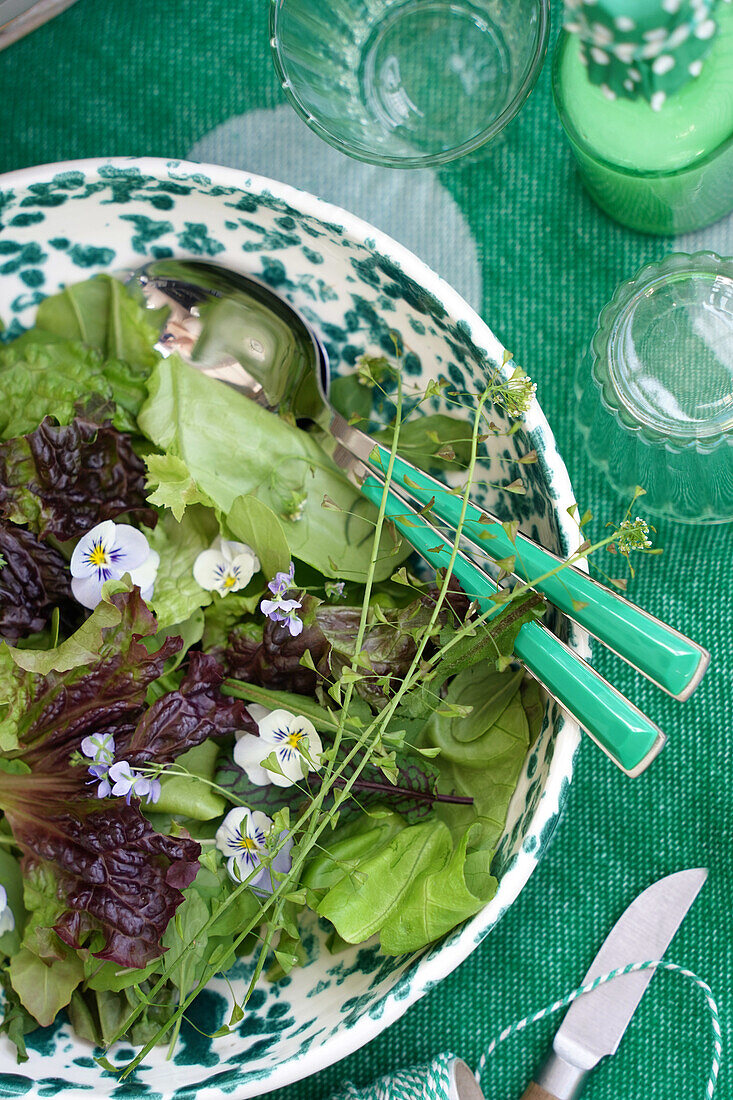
top-left (0, 274), bottom-right (546, 1069)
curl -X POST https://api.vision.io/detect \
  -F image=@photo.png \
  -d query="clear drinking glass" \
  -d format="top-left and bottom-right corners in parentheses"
top-left (576, 253), bottom-right (733, 524)
top-left (269, 0), bottom-right (549, 168)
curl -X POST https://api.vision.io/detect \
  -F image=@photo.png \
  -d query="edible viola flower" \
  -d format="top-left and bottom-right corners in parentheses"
top-left (215, 806), bottom-right (293, 894)
top-left (70, 519), bottom-right (160, 610)
top-left (81, 733), bottom-right (116, 797)
top-left (260, 596), bottom-right (304, 637)
top-left (193, 536), bottom-right (260, 597)
top-left (107, 760), bottom-right (161, 806)
top-left (267, 562), bottom-right (295, 599)
top-left (81, 733), bottom-right (115, 767)
top-left (234, 707), bottom-right (322, 788)
top-left (261, 562), bottom-right (303, 637)
top-left (0, 885), bottom-right (15, 935)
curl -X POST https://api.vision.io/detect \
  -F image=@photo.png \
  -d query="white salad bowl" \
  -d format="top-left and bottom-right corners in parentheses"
top-left (0, 157), bottom-right (586, 1099)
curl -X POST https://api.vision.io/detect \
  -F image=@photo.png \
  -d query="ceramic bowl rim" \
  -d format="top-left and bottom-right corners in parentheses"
top-left (0, 155), bottom-right (584, 1096)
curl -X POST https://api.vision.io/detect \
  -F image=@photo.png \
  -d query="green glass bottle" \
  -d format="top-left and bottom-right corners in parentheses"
top-left (553, 0), bottom-right (733, 234)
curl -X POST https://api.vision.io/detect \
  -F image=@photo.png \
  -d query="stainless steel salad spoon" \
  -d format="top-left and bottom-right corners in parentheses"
top-left (125, 259), bottom-right (707, 775)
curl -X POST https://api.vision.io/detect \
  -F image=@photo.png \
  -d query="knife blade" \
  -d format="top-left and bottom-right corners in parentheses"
top-left (525, 868), bottom-right (707, 1100)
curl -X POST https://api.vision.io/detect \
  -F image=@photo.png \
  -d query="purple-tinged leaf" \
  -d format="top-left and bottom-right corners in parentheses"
top-left (6, 795), bottom-right (200, 970)
top-left (0, 523), bottom-right (76, 643)
top-left (125, 651), bottom-right (254, 768)
top-left (0, 411), bottom-right (157, 541)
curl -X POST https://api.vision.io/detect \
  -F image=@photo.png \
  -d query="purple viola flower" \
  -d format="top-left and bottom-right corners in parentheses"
top-left (108, 761), bottom-right (161, 806)
top-left (261, 562), bottom-right (303, 637)
top-left (81, 733), bottom-right (116, 796)
top-left (267, 562), bottom-right (295, 599)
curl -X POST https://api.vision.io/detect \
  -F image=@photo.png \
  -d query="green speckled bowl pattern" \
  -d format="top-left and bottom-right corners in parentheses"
top-left (0, 159), bottom-right (585, 1099)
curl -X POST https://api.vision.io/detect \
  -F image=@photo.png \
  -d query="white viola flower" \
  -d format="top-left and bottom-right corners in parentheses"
top-left (80, 733), bottom-right (116, 767)
top-left (0, 885), bottom-right (15, 935)
top-left (215, 806), bottom-right (293, 894)
top-left (193, 536), bottom-right (260, 597)
top-left (70, 520), bottom-right (160, 610)
top-left (108, 761), bottom-right (161, 806)
top-left (234, 708), bottom-right (322, 788)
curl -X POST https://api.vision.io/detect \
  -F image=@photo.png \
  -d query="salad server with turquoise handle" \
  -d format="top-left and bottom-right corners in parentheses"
top-left (367, 446), bottom-right (709, 701)
top-left (354, 462), bottom-right (665, 776)
top-left (126, 259), bottom-right (709, 705)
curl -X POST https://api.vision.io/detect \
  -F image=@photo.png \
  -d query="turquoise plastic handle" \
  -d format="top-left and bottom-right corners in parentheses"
top-left (370, 445), bottom-right (707, 700)
top-left (361, 474), bottom-right (664, 775)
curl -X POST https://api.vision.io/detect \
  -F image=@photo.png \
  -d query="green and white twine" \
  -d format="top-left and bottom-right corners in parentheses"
top-left (476, 959), bottom-right (722, 1098)
top-left (331, 959), bottom-right (721, 1100)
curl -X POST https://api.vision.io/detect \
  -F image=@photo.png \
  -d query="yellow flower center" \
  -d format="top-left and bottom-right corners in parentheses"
top-left (287, 730), bottom-right (303, 749)
top-left (88, 541), bottom-right (109, 567)
top-left (237, 836), bottom-right (258, 852)
top-left (223, 574), bottom-right (237, 589)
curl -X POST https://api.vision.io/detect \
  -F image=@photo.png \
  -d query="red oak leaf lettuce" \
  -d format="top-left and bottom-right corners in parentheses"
top-left (225, 583), bottom-right (471, 707)
top-left (5, 795), bottom-right (201, 970)
top-left (0, 409), bottom-right (157, 541)
top-left (0, 588), bottom-right (250, 969)
top-left (0, 523), bottom-right (77, 643)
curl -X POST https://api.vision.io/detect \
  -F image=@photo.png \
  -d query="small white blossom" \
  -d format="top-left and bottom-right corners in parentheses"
top-left (70, 520), bottom-right (159, 610)
top-left (617, 517), bottom-right (653, 554)
top-left (193, 536), bottom-right (260, 597)
top-left (107, 760), bottom-right (161, 806)
top-left (0, 885), bottom-right (15, 935)
top-left (215, 806), bottom-right (293, 893)
top-left (234, 708), bottom-right (322, 788)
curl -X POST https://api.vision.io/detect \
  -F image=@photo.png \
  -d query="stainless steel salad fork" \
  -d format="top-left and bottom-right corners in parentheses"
top-left (126, 260), bottom-right (710, 777)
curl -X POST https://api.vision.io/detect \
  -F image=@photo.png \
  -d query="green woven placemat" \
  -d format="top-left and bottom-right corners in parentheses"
top-left (0, 3), bottom-right (730, 1098)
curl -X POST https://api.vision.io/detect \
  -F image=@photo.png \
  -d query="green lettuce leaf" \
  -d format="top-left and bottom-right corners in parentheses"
top-left (144, 452), bottom-right (214, 522)
top-left (0, 338), bottom-right (147, 438)
top-left (201, 588), bottom-right (265, 652)
top-left (146, 505), bottom-right (218, 629)
top-left (8, 947), bottom-right (84, 1028)
top-left (4, 591), bottom-right (123, 676)
top-left (425, 664), bottom-right (531, 895)
top-left (154, 739), bottom-right (227, 821)
top-left (0, 275), bottom-right (162, 439)
top-left (304, 809), bottom-right (491, 954)
top-left (225, 493), bottom-right (290, 580)
top-left (137, 355), bottom-right (408, 580)
top-left (34, 274), bottom-right (165, 370)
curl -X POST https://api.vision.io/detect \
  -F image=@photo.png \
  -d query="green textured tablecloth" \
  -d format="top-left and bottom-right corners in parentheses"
top-left (0, 3), bottom-right (730, 1098)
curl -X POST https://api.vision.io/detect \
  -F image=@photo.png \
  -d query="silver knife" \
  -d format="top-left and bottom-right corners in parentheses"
top-left (521, 868), bottom-right (708, 1100)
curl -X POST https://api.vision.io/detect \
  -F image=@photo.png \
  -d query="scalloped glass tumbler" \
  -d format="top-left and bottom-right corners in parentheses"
top-left (576, 253), bottom-right (733, 524)
top-left (269, 0), bottom-right (549, 168)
